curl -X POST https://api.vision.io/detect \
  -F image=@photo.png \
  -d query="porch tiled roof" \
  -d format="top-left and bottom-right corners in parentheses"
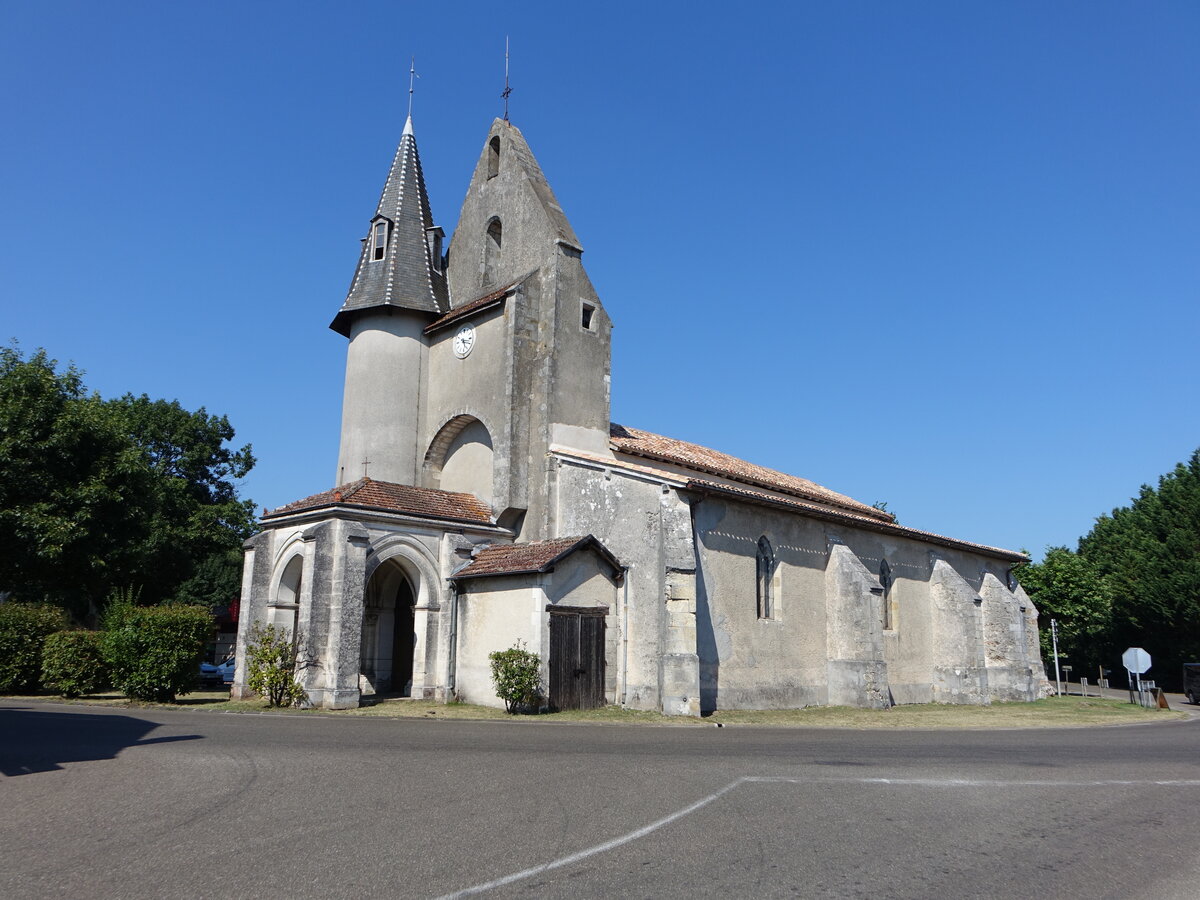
top-left (263, 478), bottom-right (492, 524)
top-left (451, 535), bottom-right (622, 580)
top-left (609, 424), bottom-right (890, 521)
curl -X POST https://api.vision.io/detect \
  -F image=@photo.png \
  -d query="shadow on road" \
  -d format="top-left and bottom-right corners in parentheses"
top-left (0, 707), bottom-right (202, 776)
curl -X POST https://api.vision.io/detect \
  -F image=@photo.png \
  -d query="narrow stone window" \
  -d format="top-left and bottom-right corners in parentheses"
top-left (484, 218), bottom-right (502, 284)
top-left (581, 302), bottom-right (595, 330)
top-left (372, 221), bottom-right (388, 261)
top-left (880, 559), bottom-right (894, 630)
top-left (756, 536), bottom-right (774, 619)
top-left (487, 135), bottom-right (500, 178)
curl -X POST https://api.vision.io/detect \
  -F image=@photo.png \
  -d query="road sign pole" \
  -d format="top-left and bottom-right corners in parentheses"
top-left (1051, 618), bottom-right (1062, 697)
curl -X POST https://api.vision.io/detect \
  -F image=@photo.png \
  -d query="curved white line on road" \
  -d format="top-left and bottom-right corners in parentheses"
top-left (435, 778), bottom-right (747, 898)
top-left (437, 774), bottom-right (1200, 897)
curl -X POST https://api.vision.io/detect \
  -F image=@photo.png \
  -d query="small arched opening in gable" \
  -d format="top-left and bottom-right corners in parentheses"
top-left (484, 217), bottom-right (502, 285)
top-left (487, 135), bottom-right (501, 179)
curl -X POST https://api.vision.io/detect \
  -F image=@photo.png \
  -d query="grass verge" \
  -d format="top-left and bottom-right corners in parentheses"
top-left (4, 691), bottom-right (1187, 728)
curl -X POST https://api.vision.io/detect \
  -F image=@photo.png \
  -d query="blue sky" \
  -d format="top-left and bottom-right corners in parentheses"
top-left (2, 2), bottom-right (1197, 560)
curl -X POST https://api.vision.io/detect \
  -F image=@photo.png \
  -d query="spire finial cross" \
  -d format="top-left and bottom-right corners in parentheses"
top-left (501, 36), bottom-right (512, 121)
top-left (407, 56), bottom-right (418, 121)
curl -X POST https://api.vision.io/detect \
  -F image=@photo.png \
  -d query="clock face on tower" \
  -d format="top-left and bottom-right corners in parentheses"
top-left (452, 324), bottom-right (476, 359)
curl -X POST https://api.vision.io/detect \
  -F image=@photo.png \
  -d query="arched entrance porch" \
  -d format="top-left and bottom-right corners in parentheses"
top-left (361, 558), bottom-right (417, 696)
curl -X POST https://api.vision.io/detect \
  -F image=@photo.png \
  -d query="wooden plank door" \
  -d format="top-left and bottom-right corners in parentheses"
top-left (549, 610), bottom-right (606, 710)
top-left (549, 612), bottom-right (579, 711)
top-left (577, 613), bottom-right (605, 709)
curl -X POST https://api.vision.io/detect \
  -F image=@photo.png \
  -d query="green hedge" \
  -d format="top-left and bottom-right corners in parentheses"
top-left (102, 603), bottom-right (213, 702)
top-left (0, 603), bottom-right (71, 693)
top-left (42, 630), bottom-right (108, 698)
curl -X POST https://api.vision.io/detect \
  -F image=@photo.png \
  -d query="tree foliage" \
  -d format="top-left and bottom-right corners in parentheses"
top-left (1013, 547), bottom-right (1112, 665)
top-left (1019, 449), bottom-right (1200, 689)
top-left (0, 345), bottom-right (255, 615)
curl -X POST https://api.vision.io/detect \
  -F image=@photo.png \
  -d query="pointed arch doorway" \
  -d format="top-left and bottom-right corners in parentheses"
top-left (361, 558), bottom-right (417, 696)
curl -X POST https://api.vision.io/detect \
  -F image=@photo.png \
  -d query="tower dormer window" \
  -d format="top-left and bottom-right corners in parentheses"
top-left (488, 136), bottom-right (500, 179)
top-left (372, 221), bottom-right (388, 261)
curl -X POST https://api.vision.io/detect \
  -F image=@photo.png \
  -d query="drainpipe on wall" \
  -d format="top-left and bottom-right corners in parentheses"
top-left (447, 580), bottom-right (460, 697)
top-left (620, 568), bottom-right (630, 706)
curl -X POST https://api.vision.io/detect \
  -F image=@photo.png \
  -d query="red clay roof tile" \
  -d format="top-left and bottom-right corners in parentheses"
top-left (609, 424), bottom-right (890, 521)
top-left (688, 479), bottom-right (1025, 562)
top-left (264, 478), bottom-right (492, 524)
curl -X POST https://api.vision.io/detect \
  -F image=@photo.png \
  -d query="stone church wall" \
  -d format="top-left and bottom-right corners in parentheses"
top-left (692, 496), bottom-right (832, 711)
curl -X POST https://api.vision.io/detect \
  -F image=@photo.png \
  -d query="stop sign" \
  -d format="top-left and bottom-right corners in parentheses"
top-left (1122, 647), bottom-right (1151, 674)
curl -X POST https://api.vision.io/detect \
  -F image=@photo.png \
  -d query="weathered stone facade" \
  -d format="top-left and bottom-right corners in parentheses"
top-left (233, 112), bottom-right (1050, 713)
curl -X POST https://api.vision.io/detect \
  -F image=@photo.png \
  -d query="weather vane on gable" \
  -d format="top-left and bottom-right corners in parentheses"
top-left (408, 56), bottom-right (419, 120)
top-left (501, 37), bottom-right (512, 121)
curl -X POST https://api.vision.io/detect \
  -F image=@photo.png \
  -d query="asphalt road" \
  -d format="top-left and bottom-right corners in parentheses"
top-left (2, 700), bottom-right (1198, 899)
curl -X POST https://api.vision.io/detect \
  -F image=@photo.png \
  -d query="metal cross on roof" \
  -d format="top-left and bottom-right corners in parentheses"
top-left (408, 56), bottom-right (418, 120)
top-left (501, 36), bottom-right (512, 121)
top-left (361, 456), bottom-right (372, 478)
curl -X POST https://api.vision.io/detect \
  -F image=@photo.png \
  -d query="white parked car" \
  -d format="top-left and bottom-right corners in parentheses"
top-left (199, 657), bottom-right (235, 687)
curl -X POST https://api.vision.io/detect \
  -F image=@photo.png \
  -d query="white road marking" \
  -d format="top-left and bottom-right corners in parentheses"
top-left (435, 778), bottom-right (744, 898)
top-left (436, 774), bottom-right (1200, 898)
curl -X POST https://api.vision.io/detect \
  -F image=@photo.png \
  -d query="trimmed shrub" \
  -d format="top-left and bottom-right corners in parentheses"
top-left (42, 630), bottom-right (108, 698)
top-left (488, 641), bottom-right (543, 713)
top-left (102, 602), bottom-right (213, 702)
top-left (245, 622), bottom-right (307, 708)
top-left (0, 603), bottom-right (71, 693)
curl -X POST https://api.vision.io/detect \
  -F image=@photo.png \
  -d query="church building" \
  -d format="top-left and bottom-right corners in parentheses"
top-left (231, 109), bottom-right (1049, 714)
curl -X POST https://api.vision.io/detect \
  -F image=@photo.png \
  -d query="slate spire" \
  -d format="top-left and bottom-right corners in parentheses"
top-left (330, 116), bottom-right (448, 336)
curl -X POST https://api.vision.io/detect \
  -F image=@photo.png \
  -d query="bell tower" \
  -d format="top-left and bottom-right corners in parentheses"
top-left (330, 116), bottom-right (447, 487)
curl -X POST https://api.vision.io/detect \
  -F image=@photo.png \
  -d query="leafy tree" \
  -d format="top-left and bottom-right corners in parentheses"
top-left (1079, 450), bottom-right (1200, 688)
top-left (0, 345), bottom-right (255, 615)
top-left (1018, 449), bottom-right (1200, 690)
top-left (106, 394), bottom-right (256, 606)
top-left (0, 346), bottom-right (152, 614)
top-left (1013, 547), bottom-right (1112, 671)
